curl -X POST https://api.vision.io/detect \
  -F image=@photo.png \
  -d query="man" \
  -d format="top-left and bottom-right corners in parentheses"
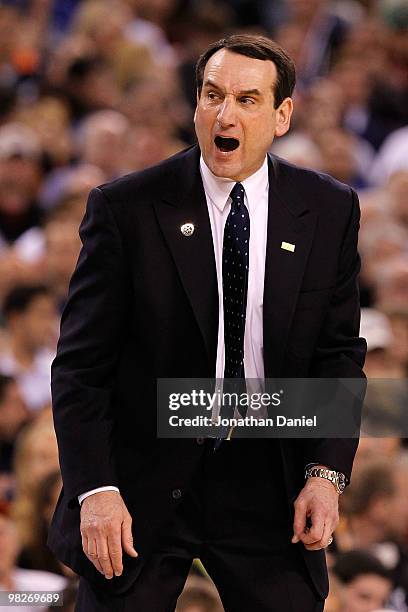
top-left (0, 374), bottom-right (29, 475)
top-left (332, 550), bottom-right (392, 612)
top-left (48, 35), bottom-right (366, 611)
top-left (0, 285), bottom-right (58, 412)
top-left (0, 506), bottom-right (67, 611)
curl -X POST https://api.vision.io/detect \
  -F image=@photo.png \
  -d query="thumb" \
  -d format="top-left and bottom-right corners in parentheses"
top-left (121, 520), bottom-right (138, 557)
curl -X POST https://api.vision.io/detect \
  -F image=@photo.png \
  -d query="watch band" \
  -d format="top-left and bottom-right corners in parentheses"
top-left (305, 466), bottom-right (346, 494)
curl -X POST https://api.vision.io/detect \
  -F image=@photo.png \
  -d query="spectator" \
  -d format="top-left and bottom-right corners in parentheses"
top-left (0, 505), bottom-right (66, 612)
top-left (76, 110), bottom-right (130, 179)
top-left (316, 127), bottom-right (371, 189)
top-left (58, 55), bottom-right (121, 123)
top-left (72, 0), bottom-right (156, 90)
top-left (387, 171), bottom-right (408, 230)
top-left (0, 285), bottom-right (58, 412)
top-left (16, 97), bottom-right (73, 171)
top-left (331, 57), bottom-right (376, 147)
top-left (0, 374), bottom-right (29, 477)
top-left (325, 571), bottom-right (343, 612)
top-left (277, 0), bottom-right (350, 88)
top-left (384, 307), bottom-right (408, 376)
top-left (17, 471), bottom-right (68, 577)
top-left (332, 550), bottom-right (392, 612)
top-left (124, 0), bottom-right (178, 67)
top-left (0, 4), bottom-right (21, 87)
top-left (338, 459), bottom-right (408, 607)
top-left (370, 127), bottom-right (408, 186)
top-left (374, 256), bottom-right (408, 311)
top-left (0, 123), bottom-right (43, 246)
top-left (43, 215), bottom-right (81, 311)
top-left (271, 132), bottom-right (323, 169)
top-left (359, 219), bottom-right (408, 300)
top-left (120, 77), bottom-right (190, 144)
top-left (359, 308), bottom-right (403, 377)
top-left (39, 162), bottom-right (105, 213)
top-left (12, 416), bottom-right (60, 551)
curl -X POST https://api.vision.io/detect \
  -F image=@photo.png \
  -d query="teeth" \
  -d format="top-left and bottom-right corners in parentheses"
top-left (214, 136), bottom-right (239, 152)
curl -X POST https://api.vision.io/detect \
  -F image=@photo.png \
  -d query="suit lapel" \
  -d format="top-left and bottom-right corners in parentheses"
top-left (153, 147), bottom-right (316, 376)
top-left (153, 147), bottom-right (218, 371)
top-left (263, 155), bottom-right (317, 376)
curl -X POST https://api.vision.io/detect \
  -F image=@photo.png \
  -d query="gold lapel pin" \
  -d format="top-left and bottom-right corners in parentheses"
top-left (181, 223), bottom-right (195, 237)
top-left (281, 241), bottom-right (295, 252)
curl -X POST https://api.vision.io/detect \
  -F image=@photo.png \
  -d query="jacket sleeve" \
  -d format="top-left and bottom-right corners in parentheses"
top-left (303, 187), bottom-right (367, 483)
top-left (51, 187), bottom-right (130, 506)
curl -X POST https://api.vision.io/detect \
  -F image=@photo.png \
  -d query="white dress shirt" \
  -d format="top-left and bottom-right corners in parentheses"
top-left (78, 155), bottom-right (270, 504)
top-left (200, 155), bottom-right (269, 384)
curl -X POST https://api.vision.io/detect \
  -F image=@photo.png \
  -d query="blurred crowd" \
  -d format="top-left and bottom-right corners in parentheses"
top-left (0, 0), bottom-right (407, 610)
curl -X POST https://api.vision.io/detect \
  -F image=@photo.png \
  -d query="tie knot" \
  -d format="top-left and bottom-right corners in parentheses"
top-left (229, 183), bottom-right (245, 203)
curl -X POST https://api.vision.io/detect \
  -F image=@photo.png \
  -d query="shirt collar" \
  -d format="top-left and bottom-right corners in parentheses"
top-left (199, 155), bottom-right (269, 214)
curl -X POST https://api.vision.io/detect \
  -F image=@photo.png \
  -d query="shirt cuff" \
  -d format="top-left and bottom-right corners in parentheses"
top-left (78, 486), bottom-right (120, 505)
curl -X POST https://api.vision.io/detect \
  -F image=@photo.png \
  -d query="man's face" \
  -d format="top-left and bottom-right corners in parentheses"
top-left (11, 295), bottom-right (58, 351)
top-left (0, 381), bottom-right (28, 441)
top-left (342, 574), bottom-right (391, 612)
top-left (194, 49), bottom-right (292, 181)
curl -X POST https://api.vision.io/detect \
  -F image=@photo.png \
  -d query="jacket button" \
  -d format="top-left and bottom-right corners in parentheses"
top-left (172, 489), bottom-right (182, 500)
top-left (196, 437), bottom-right (205, 445)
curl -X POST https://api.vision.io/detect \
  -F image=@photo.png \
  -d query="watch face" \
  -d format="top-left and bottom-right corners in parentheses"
top-left (338, 473), bottom-right (346, 492)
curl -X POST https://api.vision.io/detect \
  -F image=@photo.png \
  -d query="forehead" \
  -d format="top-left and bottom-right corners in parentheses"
top-left (203, 48), bottom-right (277, 94)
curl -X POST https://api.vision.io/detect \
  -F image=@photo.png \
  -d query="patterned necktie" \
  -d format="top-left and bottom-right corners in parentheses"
top-left (223, 182), bottom-right (250, 378)
top-left (220, 182), bottom-right (250, 423)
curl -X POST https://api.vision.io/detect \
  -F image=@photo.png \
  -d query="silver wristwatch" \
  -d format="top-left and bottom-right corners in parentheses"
top-left (305, 465), bottom-right (346, 494)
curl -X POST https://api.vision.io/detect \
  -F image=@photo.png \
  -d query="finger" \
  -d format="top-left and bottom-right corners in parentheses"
top-left (96, 536), bottom-right (114, 579)
top-left (87, 538), bottom-right (104, 575)
top-left (107, 528), bottom-right (124, 576)
top-left (305, 521), bottom-right (333, 551)
top-left (87, 537), bottom-right (97, 559)
top-left (292, 499), bottom-right (307, 543)
top-left (81, 531), bottom-right (88, 556)
top-left (299, 510), bottom-right (325, 545)
top-left (122, 517), bottom-right (138, 558)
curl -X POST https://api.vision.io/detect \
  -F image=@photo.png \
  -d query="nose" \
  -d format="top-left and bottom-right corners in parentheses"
top-left (216, 95), bottom-right (237, 128)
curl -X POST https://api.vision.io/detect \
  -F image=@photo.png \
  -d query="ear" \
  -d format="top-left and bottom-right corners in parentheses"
top-left (274, 97), bottom-right (293, 138)
top-left (193, 90), bottom-right (200, 123)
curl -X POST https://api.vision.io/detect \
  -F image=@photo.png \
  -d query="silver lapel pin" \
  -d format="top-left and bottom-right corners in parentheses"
top-left (181, 223), bottom-right (195, 237)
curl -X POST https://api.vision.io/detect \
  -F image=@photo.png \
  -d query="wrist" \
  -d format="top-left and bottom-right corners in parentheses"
top-left (78, 486), bottom-right (120, 505)
top-left (305, 465), bottom-right (346, 494)
top-left (81, 490), bottom-right (120, 507)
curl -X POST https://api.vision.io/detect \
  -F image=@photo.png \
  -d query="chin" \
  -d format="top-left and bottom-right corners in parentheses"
top-left (208, 159), bottom-right (241, 180)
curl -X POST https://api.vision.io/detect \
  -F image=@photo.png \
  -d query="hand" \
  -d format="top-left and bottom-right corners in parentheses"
top-left (291, 477), bottom-right (339, 550)
top-left (80, 491), bottom-right (138, 579)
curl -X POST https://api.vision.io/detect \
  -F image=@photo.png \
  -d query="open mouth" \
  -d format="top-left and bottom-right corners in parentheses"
top-left (214, 135), bottom-right (240, 152)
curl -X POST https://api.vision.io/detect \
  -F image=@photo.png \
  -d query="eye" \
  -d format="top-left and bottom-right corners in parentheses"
top-left (207, 91), bottom-right (221, 101)
top-left (240, 97), bottom-right (255, 105)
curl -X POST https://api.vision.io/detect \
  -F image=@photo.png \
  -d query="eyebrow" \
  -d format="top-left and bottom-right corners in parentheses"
top-left (203, 79), bottom-right (262, 97)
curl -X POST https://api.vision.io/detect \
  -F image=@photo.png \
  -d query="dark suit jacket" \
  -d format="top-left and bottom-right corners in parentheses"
top-left (48, 145), bottom-right (366, 598)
